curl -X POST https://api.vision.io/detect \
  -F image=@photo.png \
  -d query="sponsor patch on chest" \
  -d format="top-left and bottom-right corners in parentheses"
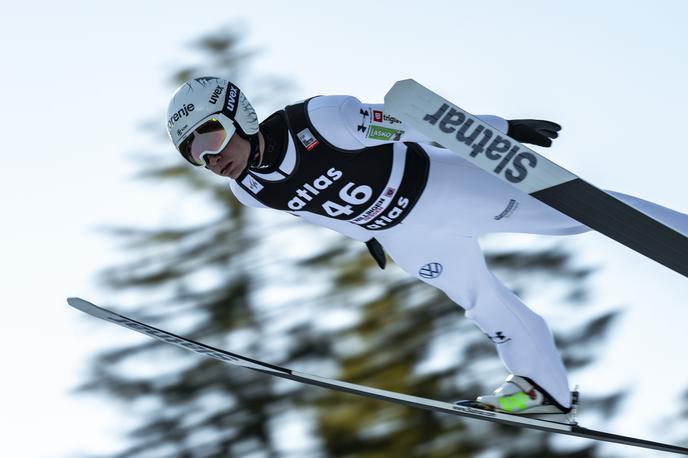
top-left (242, 174), bottom-right (264, 194)
top-left (297, 128), bottom-right (320, 151)
top-left (367, 125), bottom-right (404, 141)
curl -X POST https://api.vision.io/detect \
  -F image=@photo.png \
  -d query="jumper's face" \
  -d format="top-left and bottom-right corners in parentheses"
top-left (203, 133), bottom-right (251, 179)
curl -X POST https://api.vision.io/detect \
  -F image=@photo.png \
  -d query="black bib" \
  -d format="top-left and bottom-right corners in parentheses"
top-left (236, 99), bottom-right (430, 231)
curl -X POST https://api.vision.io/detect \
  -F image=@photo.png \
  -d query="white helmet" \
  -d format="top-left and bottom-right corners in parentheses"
top-left (166, 77), bottom-right (260, 166)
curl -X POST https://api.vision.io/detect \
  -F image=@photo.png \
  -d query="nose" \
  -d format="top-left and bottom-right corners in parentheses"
top-left (205, 152), bottom-right (222, 167)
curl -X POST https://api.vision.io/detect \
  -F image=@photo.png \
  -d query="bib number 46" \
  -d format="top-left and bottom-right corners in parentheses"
top-left (322, 182), bottom-right (373, 217)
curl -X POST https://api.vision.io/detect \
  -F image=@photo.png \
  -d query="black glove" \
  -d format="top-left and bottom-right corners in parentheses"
top-left (507, 119), bottom-right (561, 147)
top-left (365, 238), bottom-right (386, 269)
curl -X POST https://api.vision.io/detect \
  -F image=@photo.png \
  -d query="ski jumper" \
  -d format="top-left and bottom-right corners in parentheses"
top-left (229, 95), bottom-right (688, 408)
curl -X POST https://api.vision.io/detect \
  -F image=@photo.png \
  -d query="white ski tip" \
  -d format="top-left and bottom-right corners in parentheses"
top-left (67, 296), bottom-right (89, 308)
top-left (384, 79), bottom-right (419, 104)
top-left (66, 297), bottom-right (105, 319)
top-left (389, 78), bottom-right (418, 87)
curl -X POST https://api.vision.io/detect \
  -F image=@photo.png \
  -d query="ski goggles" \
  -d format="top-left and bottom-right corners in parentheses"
top-left (178, 116), bottom-right (236, 166)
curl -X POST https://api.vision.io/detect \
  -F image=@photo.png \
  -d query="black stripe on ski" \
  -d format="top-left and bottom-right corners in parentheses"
top-left (531, 179), bottom-right (688, 277)
top-left (67, 297), bottom-right (688, 455)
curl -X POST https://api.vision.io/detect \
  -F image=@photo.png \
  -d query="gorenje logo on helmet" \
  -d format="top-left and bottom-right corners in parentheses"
top-left (168, 103), bottom-right (195, 129)
top-left (226, 84), bottom-right (239, 113)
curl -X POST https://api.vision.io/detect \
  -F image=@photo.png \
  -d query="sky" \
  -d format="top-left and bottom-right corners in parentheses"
top-left (1, 1), bottom-right (687, 457)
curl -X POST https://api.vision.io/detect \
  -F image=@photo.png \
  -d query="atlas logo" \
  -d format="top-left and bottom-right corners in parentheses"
top-left (208, 85), bottom-right (224, 104)
top-left (288, 168), bottom-right (344, 210)
top-left (167, 103), bottom-right (195, 129)
top-left (365, 196), bottom-right (410, 229)
top-left (423, 104), bottom-right (537, 183)
top-left (419, 262), bottom-right (443, 279)
top-left (227, 84), bottom-right (239, 112)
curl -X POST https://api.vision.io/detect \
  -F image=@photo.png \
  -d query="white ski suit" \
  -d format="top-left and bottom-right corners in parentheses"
top-left (229, 95), bottom-right (688, 408)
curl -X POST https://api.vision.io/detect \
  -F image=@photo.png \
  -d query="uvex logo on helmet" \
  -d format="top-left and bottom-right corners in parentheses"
top-left (208, 85), bottom-right (224, 105)
top-left (227, 84), bottom-right (239, 112)
top-left (167, 103), bottom-right (195, 129)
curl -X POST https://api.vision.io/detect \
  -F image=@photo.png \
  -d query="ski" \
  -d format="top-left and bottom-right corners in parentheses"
top-left (384, 79), bottom-right (688, 278)
top-left (67, 297), bottom-right (688, 455)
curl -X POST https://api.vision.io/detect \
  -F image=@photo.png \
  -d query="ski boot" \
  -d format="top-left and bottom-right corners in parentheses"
top-left (456, 374), bottom-right (579, 425)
